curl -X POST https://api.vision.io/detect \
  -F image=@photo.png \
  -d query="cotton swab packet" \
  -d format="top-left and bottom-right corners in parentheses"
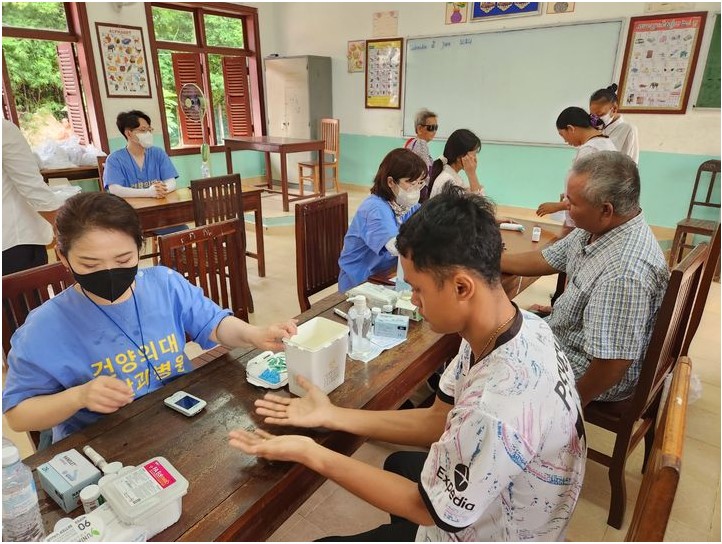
top-left (246, 351), bottom-right (288, 389)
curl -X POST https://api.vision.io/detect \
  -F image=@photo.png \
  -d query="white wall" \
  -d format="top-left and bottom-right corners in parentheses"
top-left (261, 2), bottom-right (720, 155)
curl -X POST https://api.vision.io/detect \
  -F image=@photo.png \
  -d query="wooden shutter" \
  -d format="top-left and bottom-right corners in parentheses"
top-left (222, 56), bottom-right (252, 137)
top-left (56, 43), bottom-right (89, 145)
top-left (172, 52), bottom-right (204, 146)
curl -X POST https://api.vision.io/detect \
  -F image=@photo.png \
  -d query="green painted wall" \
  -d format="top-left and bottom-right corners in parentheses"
top-left (337, 133), bottom-right (720, 229)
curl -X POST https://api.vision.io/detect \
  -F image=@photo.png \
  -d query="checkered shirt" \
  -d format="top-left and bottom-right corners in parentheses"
top-left (541, 213), bottom-right (669, 402)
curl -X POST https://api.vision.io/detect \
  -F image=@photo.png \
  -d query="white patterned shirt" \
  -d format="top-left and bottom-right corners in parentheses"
top-left (541, 212), bottom-right (669, 401)
top-left (603, 115), bottom-right (639, 164)
top-left (417, 308), bottom-right (586, 541)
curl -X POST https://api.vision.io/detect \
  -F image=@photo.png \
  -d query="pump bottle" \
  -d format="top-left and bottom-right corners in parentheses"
top-left (348, 295), bottom-right (372, 360)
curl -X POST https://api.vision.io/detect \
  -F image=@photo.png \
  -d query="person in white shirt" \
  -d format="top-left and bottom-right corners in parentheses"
top-left (228, 186), bottom-right (586, 542)
top-left (590, 83), bottom-right (640, 164)
top-left (428, 129), bottom-right (483, 198)
top-left (2, 119), bottom-right (64, 275)
top-left (537, 106), bottom-right (617, 227)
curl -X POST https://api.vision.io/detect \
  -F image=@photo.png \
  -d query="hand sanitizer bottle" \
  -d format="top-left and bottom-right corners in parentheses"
top-left (348, 295), bottom-right (372, 360)
top-left (395, 258), bottom-right (412, 296)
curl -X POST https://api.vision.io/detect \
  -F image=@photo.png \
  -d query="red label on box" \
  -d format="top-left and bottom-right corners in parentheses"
top-left (144, 460), bottom-right (176, 489)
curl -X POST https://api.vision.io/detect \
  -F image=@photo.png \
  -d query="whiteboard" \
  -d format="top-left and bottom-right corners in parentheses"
top-left (403, 21), bottom-right (623, 145)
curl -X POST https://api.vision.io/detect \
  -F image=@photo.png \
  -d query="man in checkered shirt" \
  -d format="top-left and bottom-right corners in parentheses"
top-left (502, 151), bottom-right (669, 406)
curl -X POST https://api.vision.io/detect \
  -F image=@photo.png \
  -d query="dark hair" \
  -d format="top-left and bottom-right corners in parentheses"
top-left (370, 148), bottom-right (428, 201)
top-left (590, 83), bottom-right (619, 105)
top-left (429, 129), bottom-right (481, 193)
top-left (556, 106), bottom-right (604, 131)
top-left (397, 184), bottom-right (501, 287)
top-left (56, 192), bottom-right (144, 255)
top-left (116, 110), bottom-right (151, 139)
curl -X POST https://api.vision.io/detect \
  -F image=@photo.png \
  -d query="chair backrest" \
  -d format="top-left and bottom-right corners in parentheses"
top-left (158, 219), bottom-right (250, 322)
top-left (97, 156), bottom-right (107, 192)
top-left (295, 193), bottom-right (349, 312)
top-left (681, 224), bottom-right (720, 355)
top-left (629, 243), bottom-right (707, 420)
top-left (2, 262), bottom-right (75, 358)
top-left (190, 174), bottom-right (244, 226)
top-left (320, 118), bottom-right (339, 159)
top-left (687, 159), bottom-right (721, 218)
top-left (625, 356), bottom-right (691, 542)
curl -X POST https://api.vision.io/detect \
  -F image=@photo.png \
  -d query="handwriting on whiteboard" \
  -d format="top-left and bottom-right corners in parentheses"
top-left (409, 37), bottom-right (473, 52)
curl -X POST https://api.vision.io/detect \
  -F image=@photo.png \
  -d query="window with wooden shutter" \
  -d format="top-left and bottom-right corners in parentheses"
top-left (56, 42), bottom-right (89, 145)
top-left (222, 56), bottom-right (252, 137)
top-left (172, 52), bottom-right (206, 146)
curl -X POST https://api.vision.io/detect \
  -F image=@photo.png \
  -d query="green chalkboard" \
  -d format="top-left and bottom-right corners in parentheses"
top-left (697, 15), bottom-right (720, 108)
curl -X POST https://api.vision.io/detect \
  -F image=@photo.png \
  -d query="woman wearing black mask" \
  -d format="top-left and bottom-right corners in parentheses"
top-left (3, 192), bottom-right (297, 445)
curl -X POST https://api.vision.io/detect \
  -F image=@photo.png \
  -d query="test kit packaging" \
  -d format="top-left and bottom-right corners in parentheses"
top-left (395, 299), bottom-right (422, 322)
top-left (99, 456), bottom-right (188, 539)
top-left (373, 313), bottom-right (410, 340)
top-left (284, 317), bottom-right (349, 397)
top-left (38, 448), bottom-right (102, 513)
top-left (45, 503), bottom-right (147, 542)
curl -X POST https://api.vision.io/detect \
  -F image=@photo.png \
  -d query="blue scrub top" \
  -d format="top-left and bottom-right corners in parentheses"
top-left (104, 146), bottom-right (178, 189)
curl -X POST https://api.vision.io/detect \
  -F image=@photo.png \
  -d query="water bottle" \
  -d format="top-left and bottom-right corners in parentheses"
top-left (200, 162), bottom-right (211, 179)
top-left (2, 446), bottom-right (46, 542)
top-left (347, 296), bottom-right (372, 360)
top-left (395, 258), bottom-right (412, 295)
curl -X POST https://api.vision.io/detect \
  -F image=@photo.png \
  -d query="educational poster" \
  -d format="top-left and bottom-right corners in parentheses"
top-left (347, 40), bottom-right (366, 73)
top-left (446, 3), bottom-right (468, 24)
top-left (618, 12), bottom-right (707, 114)
top-left (365, 38), bottom-right (403, 109)
top-left (95, 23), bottom-right (151, 98)
top-left (546, 3), bottom-right (575, 14)
top-left (471, 2), bottom-right (541, 21)
top-left (372, 11), bottom-right (398, 38)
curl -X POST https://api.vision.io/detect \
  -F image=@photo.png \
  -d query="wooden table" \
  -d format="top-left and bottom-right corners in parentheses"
top-left (224, 136), bottom-right (326, 212)
top-left (40, 165), bottom-right (100, 190)
top-left (26, 292), bottom-right (460, 541)
top-left (125, 187), bottom-right (266, 277)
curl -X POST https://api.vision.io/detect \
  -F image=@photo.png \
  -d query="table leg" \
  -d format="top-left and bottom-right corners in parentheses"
top-left (280, 151), bottom-right (289, 212)
top-left (254, 195), bottom-right (266, 277)
top-left (318, 147), bottom-right (326, 198)
top-left (264, 152), bottom-right (272, 189)
top-left (225, 145), bottom-right (233, 175)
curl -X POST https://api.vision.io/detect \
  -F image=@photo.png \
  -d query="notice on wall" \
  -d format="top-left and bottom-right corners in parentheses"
top-left (372, 11), bottom-right (398, 38)
top-left (365, 38), bottom-right (403, 109)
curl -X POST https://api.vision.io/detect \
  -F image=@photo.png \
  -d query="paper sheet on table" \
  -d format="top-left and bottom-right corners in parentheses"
top-left (348, 333), bottom-right (406, 363)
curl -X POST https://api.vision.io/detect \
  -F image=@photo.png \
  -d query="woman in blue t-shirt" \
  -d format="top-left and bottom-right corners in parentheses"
top-left (337, 148), bottom-right (426, 292)
top-left (104, 110), bottom-right (178, 199)
top-left (3, 192), bottom-right (297, 444)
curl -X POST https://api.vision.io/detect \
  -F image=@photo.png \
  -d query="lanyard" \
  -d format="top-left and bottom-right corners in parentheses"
top-left (82, 286), bottom-right (164, 388)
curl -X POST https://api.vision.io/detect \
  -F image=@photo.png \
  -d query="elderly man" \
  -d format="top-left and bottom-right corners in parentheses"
top-left (502, 151), bottom-right (669, 407)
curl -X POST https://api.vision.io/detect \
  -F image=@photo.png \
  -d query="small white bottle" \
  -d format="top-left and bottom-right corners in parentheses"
top-left (371, 307), bottom-right (381, 327)
top-left (382, 304), bottom-right (394, 314)
top-left (347, 295), bottom-right (372, 360)
top-left (531, 225), bottom-right (542, 243)
top-left (2, 446), bottom-right (46, 542)
top-left (79, 484), bottom-right (104, 514)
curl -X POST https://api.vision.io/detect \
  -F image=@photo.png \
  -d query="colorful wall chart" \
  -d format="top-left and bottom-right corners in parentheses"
top-left (471, 2), bottom-right (541, 21)
top-left (365, 38), bottom-right (403, 109)
top-left (95, 23), bottom-right (151, 98)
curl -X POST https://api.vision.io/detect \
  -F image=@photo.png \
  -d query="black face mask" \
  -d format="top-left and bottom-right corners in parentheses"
top-left (71, 265), bottom-right (138, 302)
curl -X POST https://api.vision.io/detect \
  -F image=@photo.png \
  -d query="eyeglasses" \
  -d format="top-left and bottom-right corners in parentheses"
top-left (423, 124), bottom-right (438, 132)
top-left (133, 127), bottom-right (154, 134)
top-left (399, 178), bottom-right (427, 189)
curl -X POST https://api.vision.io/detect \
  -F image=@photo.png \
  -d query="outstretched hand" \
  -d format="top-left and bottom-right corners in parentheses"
top-left (228, 428), bottom-right (315, 463)
top-left (255, 375), bottom-right (335, 429)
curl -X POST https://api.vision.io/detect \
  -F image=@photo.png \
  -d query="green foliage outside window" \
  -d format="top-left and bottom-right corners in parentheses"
top-left (2, 1), bottom-right (67, 31)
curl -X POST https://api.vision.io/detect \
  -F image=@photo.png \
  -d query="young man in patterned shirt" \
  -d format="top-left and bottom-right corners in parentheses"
top-left (502, 151), bottom-right (669, 407)
top-left (228, 186), bottom-right (586, 541)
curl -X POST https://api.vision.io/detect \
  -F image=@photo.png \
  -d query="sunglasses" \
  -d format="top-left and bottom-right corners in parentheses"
top-left (423, 124), bottom-right (439, 131)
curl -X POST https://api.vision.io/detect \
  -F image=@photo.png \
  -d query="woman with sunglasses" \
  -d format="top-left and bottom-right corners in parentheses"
top-left (428, 128), bottom-right (483, 199)
top-left (103, 110), bottom-right (177, 199)
top-left (404, 109), bottom-right (438, 201)
top-left (338, 149), bottom-right (426, 292)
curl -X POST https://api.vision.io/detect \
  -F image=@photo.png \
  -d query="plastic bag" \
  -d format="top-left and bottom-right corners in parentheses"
top-left (34, 136), bottom-right (106, 169)
top-left (50, 185), bottom-right (82, 201)
top-left (35, 139), bottom-right (74, 169)
top-left (658, 370), bottom-right (702, 423)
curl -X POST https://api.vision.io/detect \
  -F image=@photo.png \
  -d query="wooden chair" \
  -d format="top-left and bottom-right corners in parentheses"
top-left (158, 219), bottom-right (251, 322)
top-left (583, 242), bottom-right (708, 529)
top-left (295, 193), bottom-right (348, 312)
top-left (190, 173), bottom-right (256, 312)
top-left (625, 356), bottom-right (692, 542)
top-left (96, 155), bottom-right (106, 192)
top-left (681, 224), bottom-right (720, 356)
top-left (298, 118), bottom-right (340, 195)
top-left (2, 261), bottom-right (75, 450)
top-left (669, 160), bottom-right (720, 272)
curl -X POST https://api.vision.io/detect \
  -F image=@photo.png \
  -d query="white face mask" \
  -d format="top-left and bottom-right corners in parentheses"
top-left (396, 186), bottom-right (421, 208)
top-left (135, 131), bottom-right (154, 149)
top-left (600, 112), bottom-right (614, 127)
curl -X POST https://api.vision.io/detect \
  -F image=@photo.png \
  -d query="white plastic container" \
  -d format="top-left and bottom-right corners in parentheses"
top-left (45, 503), bottom-right (146, 542)
top-left (98, 457), bottom-right (188, 539)
top-left (284, 317), bottom-right (349, 397)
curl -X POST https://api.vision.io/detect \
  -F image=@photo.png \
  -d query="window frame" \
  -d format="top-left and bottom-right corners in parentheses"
top-left (146, 2), bottom-right (266, 157)
top-left (1, 2), bottom-right (108, 152)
